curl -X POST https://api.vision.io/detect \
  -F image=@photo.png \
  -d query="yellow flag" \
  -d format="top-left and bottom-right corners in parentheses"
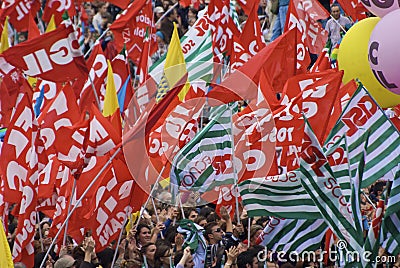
top-left (159, 177), bottom-right (170, 189)
top-left (103, 60), bottom-right (119, 117)
top-left (157, 23), bottom-right (190, 102)
top-left (46, 15), bottom-right (56, 33)
top-left (0, 219), bottom-right (13, 268)
top-left (125, 211), bottom-right (141, 233)
top-left (0, 17), bottom-right (9, 53)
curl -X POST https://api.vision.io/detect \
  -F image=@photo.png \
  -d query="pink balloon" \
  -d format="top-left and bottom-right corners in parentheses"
top-left (361, 0), bottom-right (400, 17)
top-left (368, 9), bottom-right (400, 95)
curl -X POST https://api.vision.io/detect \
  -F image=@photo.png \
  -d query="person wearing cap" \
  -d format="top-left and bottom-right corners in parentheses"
top-left (154, 6), bottom-right (165, 24)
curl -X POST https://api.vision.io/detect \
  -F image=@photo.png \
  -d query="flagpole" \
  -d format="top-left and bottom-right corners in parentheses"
top-left (134, 165), bottom-right (167, 230)
top-left (63, 178), bottom-right (77, 246)
top-left (39, 147), bottom-right (122, 268)
top-left (151, 197), bottom-right (165, 239)
top-left (330, 15), bottom-right (347, 34)
top-left (110, 209), bottom-right (130, 267)
top-left (83, 27), bottom-right (109, 59)
top-left (36, 211), bottom-right (44, 252)
top-left (88, 72), bottom-right (102, 110)
top-left (247, 217), bottom-right (251, 248)
top-left (155, 2), bottom-right (179, 26)
top-left (229, 104), bottom-right (241, 224)
top-left (179, 195), bottom-right (186, 219)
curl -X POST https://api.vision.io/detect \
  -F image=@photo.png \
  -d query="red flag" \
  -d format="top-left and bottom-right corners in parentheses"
top-left (86, 157), bottom-right (137, 251)
top-left (284, 0), bottom-right (329, 55)
top-left (324, 80), bottom-right (358, 142)
top-left (180, 0), bottom-right (201, 9)
top-left (10, 103), bottom-right (38, 268)
top-left (148, 82), bottom-right (206, 177)
top-left (1, 24), bottom-right (88, 82)
top-left (32, 80), bottom-right (64, 116)
top-left (280, 70), bottom-right (343, 143)
top-left (42, 0), bottom-right (76, 24)
top-left (110, 0), bottom-right (156, 61)
top-left (236, 0), bottom-right (259, 16)
top-left (76, 42), bottom-right (108, 112)
top-left (208, 28), bottom-right (297, 104)
top-left (309, 48), bottom-right (331, 73)
top-left (215, 185), bottom-right (240, 220)
top-left (336, 0), bottom-right (367, 21)
top-left (0, 93), bottom-right (35, 203)
top-left (47, 164), bottom-right (74, 242)
top-left (0, 68), bottom-right (27, 128)
top-left (208, 0), bottom-right (241, 63)
top-left (0, 0), bottom-right (40, 32)
top-left (122, 76), bottom-right (187, 190)
top-left (231, 5), bottom-right (266, 70)
top-left (38, 83), bottom-right (82, 164)
top-left (84, 104), bottom-right (121, 159)
top-left (28, 12), bottom-right (40, 40)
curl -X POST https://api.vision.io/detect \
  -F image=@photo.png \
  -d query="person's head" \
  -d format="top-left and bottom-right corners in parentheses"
top-left (199, 206), bottom-right (214, 217)
top-left (97, 247), bottom-right (115, 268)
top-left (162, 0), bottom-right (172, 10)
top-left (17, 32), bottom-right (27, 43)
top-left (54, 255), bottom-right (77, 268)
top-left (194, 216), bottom-right (207, 228)
top-left (205, 222), bottom-right (223, 244)
top-left (141, 242), bottom-right (157, 262)
top-left (184, 207), bottom-right (198, 221)
top-left (330, 4), bottom-right (341, 19)
top-left (167, 8), bottom-right (179, 21)
top-left (206, 212), bottom-right (220, 223)
top-left (154, 243), bottom-right (173, 267)
top-left (14, 262), bottom-right (26, 268)
top-left (249, 225), bottom-right (263, 246)
top-left (237, 250), bottom-right (259, 268)
top-left (188, 7), bottom-right (198, 20)
top-left (136, 224), bottom-right (152, 245)
top-left (154, 6), bottom-right (165, 20)
top-left (174, 250), bottom-right (195, 268)
top-left (97, 2), bottom-right (108, 15)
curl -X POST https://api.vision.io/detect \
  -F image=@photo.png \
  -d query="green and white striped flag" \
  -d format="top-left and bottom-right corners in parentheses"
top-left (238, 171), bottom-right (321, 219)
top-left (170, 104), bottom-right (236, 196)
top-left (324, 84), bottom-right (400, 189)
top-left (177, 219), bottom-right (207, 268)
top-left (256, 217), bottom-right (327, 254)
top-left (324, 135), bottom-right (352, 199)
top-left (300, 118), bottom-right (363, 254)
top-left (382, 165), bottom-right (400, 252)
top-left (149, 9), bottom-right (213, 84)
top-left (362, 200), bottom-right (385, 268)
top-left (382, 236), bottom-right (400, 256)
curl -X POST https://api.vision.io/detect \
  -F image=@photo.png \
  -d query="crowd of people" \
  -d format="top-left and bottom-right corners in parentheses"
top-left (2, 0), bottom-right (400, 267)
top-left (5, 179), bottom-right (399, 268)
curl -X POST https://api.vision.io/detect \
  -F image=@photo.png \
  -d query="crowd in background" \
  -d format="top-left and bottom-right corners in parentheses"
top-left (5, 178), bottom-right (399, 268)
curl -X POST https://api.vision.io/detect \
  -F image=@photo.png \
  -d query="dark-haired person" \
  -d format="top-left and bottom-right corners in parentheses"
top-left (325, 4), bottom-right (352, 49)
top-left (237, 250), bottom-right (259, 268)
top-left (174, 247), bottom-right (195, 268)
top-left (135, 224), bottom-right (152, 249)
top-left (141, 242), bottom-right (156, 268)
top-left (154, 243), bottom-right (174, 268)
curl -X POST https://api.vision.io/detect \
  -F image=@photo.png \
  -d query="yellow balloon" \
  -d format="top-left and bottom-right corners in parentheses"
top-left (338, 17), bottom-right (400, 108)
